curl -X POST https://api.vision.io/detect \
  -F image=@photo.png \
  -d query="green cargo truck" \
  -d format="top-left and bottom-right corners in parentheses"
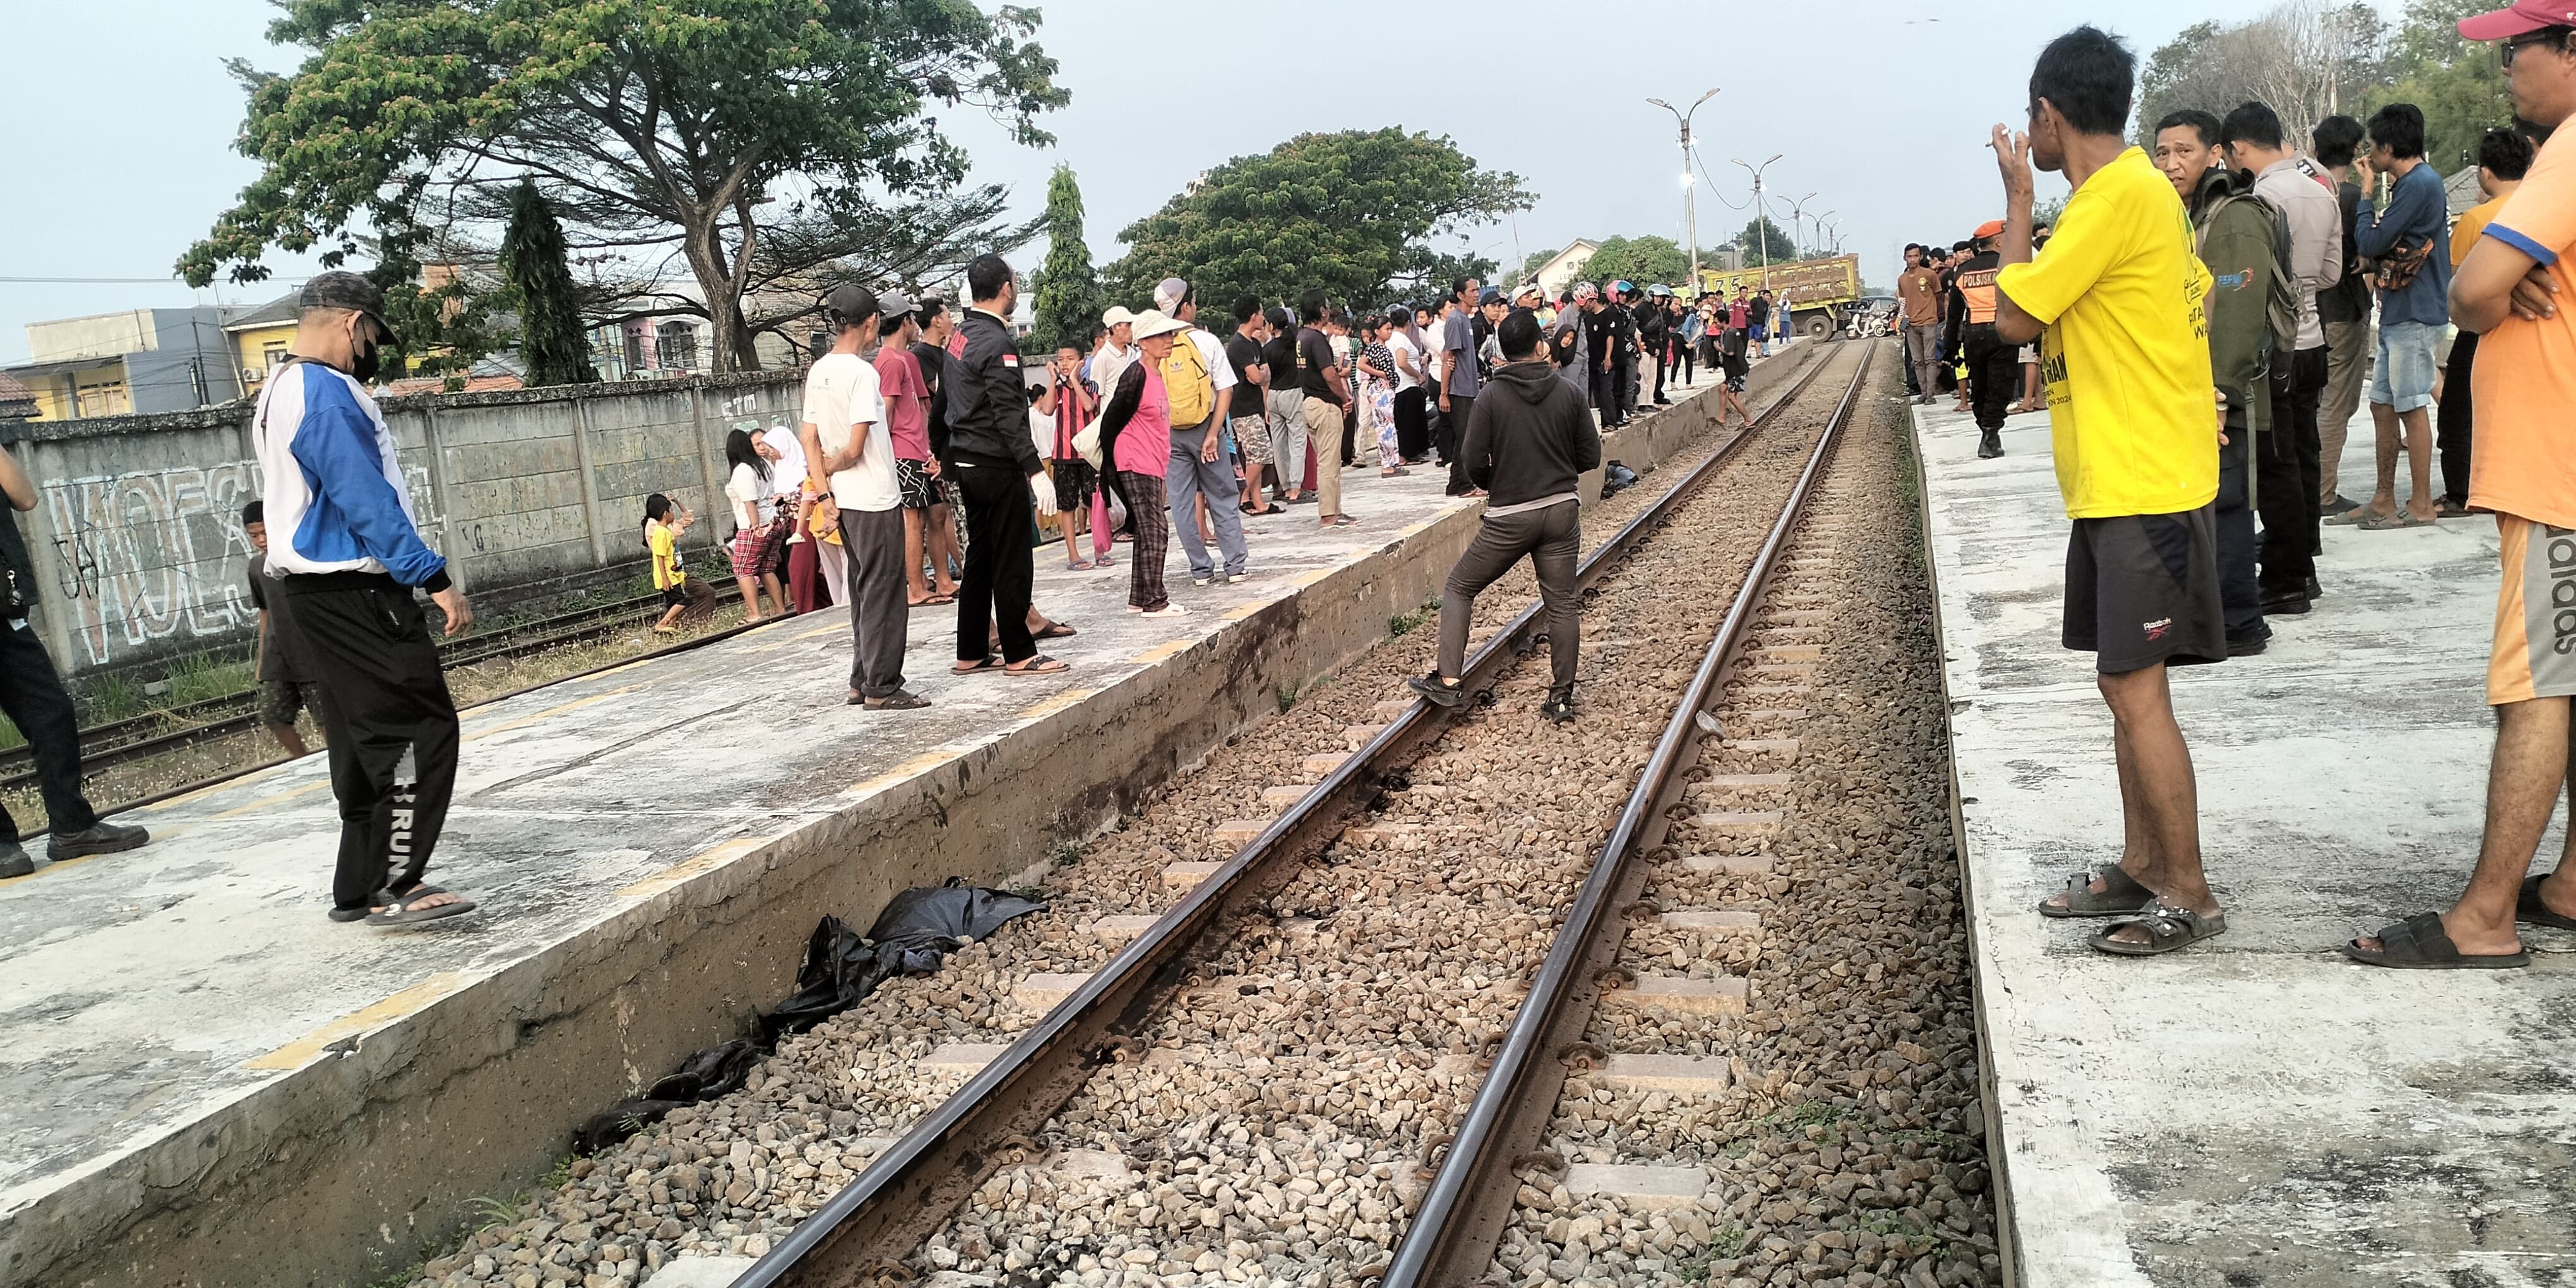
top-left (1694, 253), bottom-right (1862, 339)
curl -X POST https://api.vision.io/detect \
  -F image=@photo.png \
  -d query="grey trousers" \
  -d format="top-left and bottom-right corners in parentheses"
top-left (1902, 324), bottom-right (1944, 398)
top-left (1438, 501), bottom-right (1581, 693)
top-left (838, 505), bottom-right (909, 698)
top-left (1167, 422), bottom-right (1248, 578)
top-left (1266, 388), bottom-right (1308, 494)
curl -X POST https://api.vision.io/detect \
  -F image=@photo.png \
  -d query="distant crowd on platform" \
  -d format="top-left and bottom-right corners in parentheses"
top-left (1953, 7), bottom-right (2576, 967)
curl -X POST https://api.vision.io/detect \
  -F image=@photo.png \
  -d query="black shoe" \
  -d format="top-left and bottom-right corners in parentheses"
top-left (1976, 429), bottom-right (2003, 458)
top-left (47, 820), bottom-right (148, 862)
top-left (2260, 593), bottom-right (2311, 616)
top-left (2227, 633), bottom-right (2270, 657)
top-left (0, 842), bottom-right (31, 880)
top-left (1407, 674), bottom-right (1468, 708)
top-left (2305, 575), bottom-right (2323, 601)
top-left (1541, 690), bottom-right (1577, 723)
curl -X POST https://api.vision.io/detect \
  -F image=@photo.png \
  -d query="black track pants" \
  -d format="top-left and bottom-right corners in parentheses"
top-left (283, 572), bottom-right (460, 912)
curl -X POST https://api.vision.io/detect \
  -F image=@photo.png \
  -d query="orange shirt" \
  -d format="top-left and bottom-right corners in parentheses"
top-left (2453, 194), bottom-right (2503, 269)
top-left (2469, 127), bottom-right (2576, 530)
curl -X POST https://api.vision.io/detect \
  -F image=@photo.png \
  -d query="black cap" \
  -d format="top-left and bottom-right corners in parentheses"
top-left (298, 270), bottom-right (397, 345)
top-left (821, 283), bottom-right (879, 328)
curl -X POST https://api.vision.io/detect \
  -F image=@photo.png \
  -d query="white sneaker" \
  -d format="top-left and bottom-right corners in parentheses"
top-left (1141, 604), bottom-right (1190, 617)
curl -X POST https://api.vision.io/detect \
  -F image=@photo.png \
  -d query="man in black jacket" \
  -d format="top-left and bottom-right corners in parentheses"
top-left (1407, 311), bottom-right (1602, 724)
top-left (944, 254), bottom-right (1064, 676)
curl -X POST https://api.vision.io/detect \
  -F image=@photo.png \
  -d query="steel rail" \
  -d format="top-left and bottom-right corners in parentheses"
top-left (742, 340), bottom-right (1863, 1288)
top-left (1382, 338), bottom-right (1881, 1286)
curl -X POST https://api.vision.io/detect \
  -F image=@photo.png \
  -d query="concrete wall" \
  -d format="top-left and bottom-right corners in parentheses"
top-left (1, 372), bottom-right (802, 679)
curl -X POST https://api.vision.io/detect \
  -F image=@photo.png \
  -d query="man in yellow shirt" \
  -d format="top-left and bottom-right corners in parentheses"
top-left (1993, 26), bottom-right (2229, 956)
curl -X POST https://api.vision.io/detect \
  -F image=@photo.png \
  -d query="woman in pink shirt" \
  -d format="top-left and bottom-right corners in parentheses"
top-left (1097, 313), bottom-right (1188, 616)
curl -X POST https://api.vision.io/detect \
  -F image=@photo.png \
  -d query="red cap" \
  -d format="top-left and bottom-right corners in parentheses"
top-left (2460, 0), bottom-right (2576, 40)
top-left (1973, 220), bottom-right (2006, 239)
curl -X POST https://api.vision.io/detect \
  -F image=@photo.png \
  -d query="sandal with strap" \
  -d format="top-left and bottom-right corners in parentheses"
top-left (2037, 866), bottom-right (2156, 919)
top-left (2343, 910), bottom-right (2527, 969)
top-left (1005, 653), bottom-right (1070, 676)
top-left (364, 883), bottom-right (478, 928)
top-left (2089, 900), bottom-right (2228, 957)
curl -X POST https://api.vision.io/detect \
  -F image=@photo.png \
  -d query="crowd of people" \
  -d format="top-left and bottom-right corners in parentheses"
top-left (1968, 5), bottom-right (2575, 965)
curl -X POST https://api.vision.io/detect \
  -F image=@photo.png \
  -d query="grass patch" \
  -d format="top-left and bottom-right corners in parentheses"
top-left (1678, 1224), bottom-right (1751, 1280)
top-left (1755, 1097), bottom-right (1857, 1144)
top-left (1388, 595), bottom-right (1440, 638)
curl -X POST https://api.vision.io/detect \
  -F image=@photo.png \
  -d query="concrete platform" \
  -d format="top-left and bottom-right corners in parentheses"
top-left (1915, 395), bottom-right (2576, 1286)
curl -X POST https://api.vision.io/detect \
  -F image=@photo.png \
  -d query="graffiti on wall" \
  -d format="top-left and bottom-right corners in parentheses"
top-left (40, 458), bottom-right (440, 667)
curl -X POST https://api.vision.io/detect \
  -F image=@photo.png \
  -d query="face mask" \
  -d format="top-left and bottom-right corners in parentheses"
top-left (349, 317), bottom-right (383, 383)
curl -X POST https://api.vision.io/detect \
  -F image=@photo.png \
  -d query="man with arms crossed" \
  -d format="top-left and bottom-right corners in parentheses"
top-left (1999, 28), bottom-right (2230, 955)
top-left (2349, 0), bottom-right (2576, 967)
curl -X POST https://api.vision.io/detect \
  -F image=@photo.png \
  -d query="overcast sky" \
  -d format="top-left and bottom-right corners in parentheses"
top-left (1, 0), bottom-right (2384, 366)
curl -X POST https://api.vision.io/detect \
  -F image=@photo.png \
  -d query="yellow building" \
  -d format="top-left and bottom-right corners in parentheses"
top-left (6, 307), bottom-right (247, 420)
top-left (223, 294), bottom-right (301, 399)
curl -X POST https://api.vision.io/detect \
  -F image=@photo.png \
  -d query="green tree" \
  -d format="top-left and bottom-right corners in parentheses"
top-left (498, 178), bottom-right (597, 386)
top-left (1517, 247), bottom-right (1560, 285)
top-left (1582, 235), bottom-right (1691, 289)
top-left (1104, 128), bottom-right (1533, 313)
top-left (2134, 4), bottom-right (2387, 147)
top-left (1027, 165), bottom-right (1101, 354)
top-left (2370, 0), bottom-right (2513, 174)
top-left (1732, 215), bottom-right (1798, 266)
top-left (181, 0), bottom-right (1067, 372)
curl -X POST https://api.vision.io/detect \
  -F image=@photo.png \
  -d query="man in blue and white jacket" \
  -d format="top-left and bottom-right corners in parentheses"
top-left (253, 271), bottom-right (476, 927)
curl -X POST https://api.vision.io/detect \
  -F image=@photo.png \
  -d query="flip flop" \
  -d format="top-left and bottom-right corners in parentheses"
top-left (2342, 911), bottom-right (2527, 969)
top-left (951, 654), bottom-right (1006, 675)
top-left (1035, 622), bottom-right (1078, 640)
top-left (864, 690), bottom-right (933, 710)
top-left (1066, 558), bottom-right (1097, 571)
top-left (2037, 866), bottom-right (2156, 919)
top-left (2089, 900), bottom-right (2226, 956)
top-left (2517, 874), bottom-right (2576, 933)
top-left (365, 883), bottom-right (477, 928)
top-left (2436, 499), bottom-right (2474, 518)
top-left (1004, 654), bottom-right (1069, 676)
top-left (2357, 510), bottom-right (2435, 530)
top-left (2323, 508), bottom-right (2382, 527)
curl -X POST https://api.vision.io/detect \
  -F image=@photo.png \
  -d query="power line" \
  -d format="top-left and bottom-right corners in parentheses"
top-left (0, 275), bottom-right (314, 285)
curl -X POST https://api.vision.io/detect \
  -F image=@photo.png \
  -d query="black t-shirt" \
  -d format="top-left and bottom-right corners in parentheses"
top-left (911, 339), bottom-right (951, 458)
top-left (1260, 333), bottom-right (1297, 393)
top-left (247, 552), bottom-right (313, 683)
top-left (1297, 327), bottom-right (1340, 402)
top-left (0, 510), bottom-right (37, 616)
top-left (1224, 334), bottom-right (1265, 417)
top-left (1747, 297), bottom-right (1770, 326)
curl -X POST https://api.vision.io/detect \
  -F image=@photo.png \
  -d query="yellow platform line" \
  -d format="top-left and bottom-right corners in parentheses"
top-left (244, 971), bottom-right (470, 1071)
top-left (617, 837), bottom-right (766, 900)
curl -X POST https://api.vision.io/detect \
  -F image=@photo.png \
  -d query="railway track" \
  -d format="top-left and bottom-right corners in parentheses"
top-left (0, 580), bottom-right (737, 792)
top-left (391, 341), bottom-right (1989, 1288)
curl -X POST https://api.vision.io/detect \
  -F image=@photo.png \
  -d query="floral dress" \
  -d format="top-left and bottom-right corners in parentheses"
top-left (1359, 341), bottom-right (1401, 468)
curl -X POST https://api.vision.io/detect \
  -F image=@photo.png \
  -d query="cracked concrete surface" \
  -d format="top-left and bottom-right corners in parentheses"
top-left (1917, 397), bottom-right (2576, 1287)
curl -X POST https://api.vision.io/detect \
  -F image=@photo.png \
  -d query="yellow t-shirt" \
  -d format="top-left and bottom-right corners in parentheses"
top-left (2469, 128), bottom-right (2576, 530)
top-left (1996, 147), bottom-right (2217, 520)
top-left (648, 520), bottom-right (686, 590)
top-left (2452, 195), bottom-right (2503, 270)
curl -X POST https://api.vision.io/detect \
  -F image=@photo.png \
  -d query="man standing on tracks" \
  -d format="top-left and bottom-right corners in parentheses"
top-left (1407, 309), bottom-right (1601, 724)
top-left (1943, 222), bottom-right (2015, 460)
top-left (1994, 27), bottom-right (2229, 956)
top-left (254, 270), bottom-right (474, 927)
top-left (1898, 245), bottom-right (1943, 402)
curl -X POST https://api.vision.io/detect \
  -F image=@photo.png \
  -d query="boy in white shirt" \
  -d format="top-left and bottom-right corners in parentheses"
top-left (799, 285), bottom-right (922, 710)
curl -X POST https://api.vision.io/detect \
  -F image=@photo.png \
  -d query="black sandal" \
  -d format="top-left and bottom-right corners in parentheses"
top-left (2517, 874), bottom-right (2576, 932)
top-left (2037, 866), bottom-right (2155, 919)
top-left (365, 883), bottom-right (478, 927)
top-left (2089, 900), bottom-right (2227, 957)
top-left (952, 654), bottom-right (1006, 675)
top-left (2344, 911), bottom-right (2527, 969)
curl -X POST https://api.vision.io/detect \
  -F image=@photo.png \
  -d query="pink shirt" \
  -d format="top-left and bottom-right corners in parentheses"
top-left (873, 347), bottom-right (931, 461)
top-left (1112, 364), bottom-right (1171, 475)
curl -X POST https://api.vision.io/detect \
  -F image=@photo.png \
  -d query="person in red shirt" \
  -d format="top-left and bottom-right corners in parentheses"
top-left (872, 294), bottom-right (955, 607)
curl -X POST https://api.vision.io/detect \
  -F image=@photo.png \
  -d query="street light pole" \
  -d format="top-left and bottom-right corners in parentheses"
top-left (1731, 153), bottom-right (1784, 290)
top-left (1649, 88), bottom-right (1721, 296)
